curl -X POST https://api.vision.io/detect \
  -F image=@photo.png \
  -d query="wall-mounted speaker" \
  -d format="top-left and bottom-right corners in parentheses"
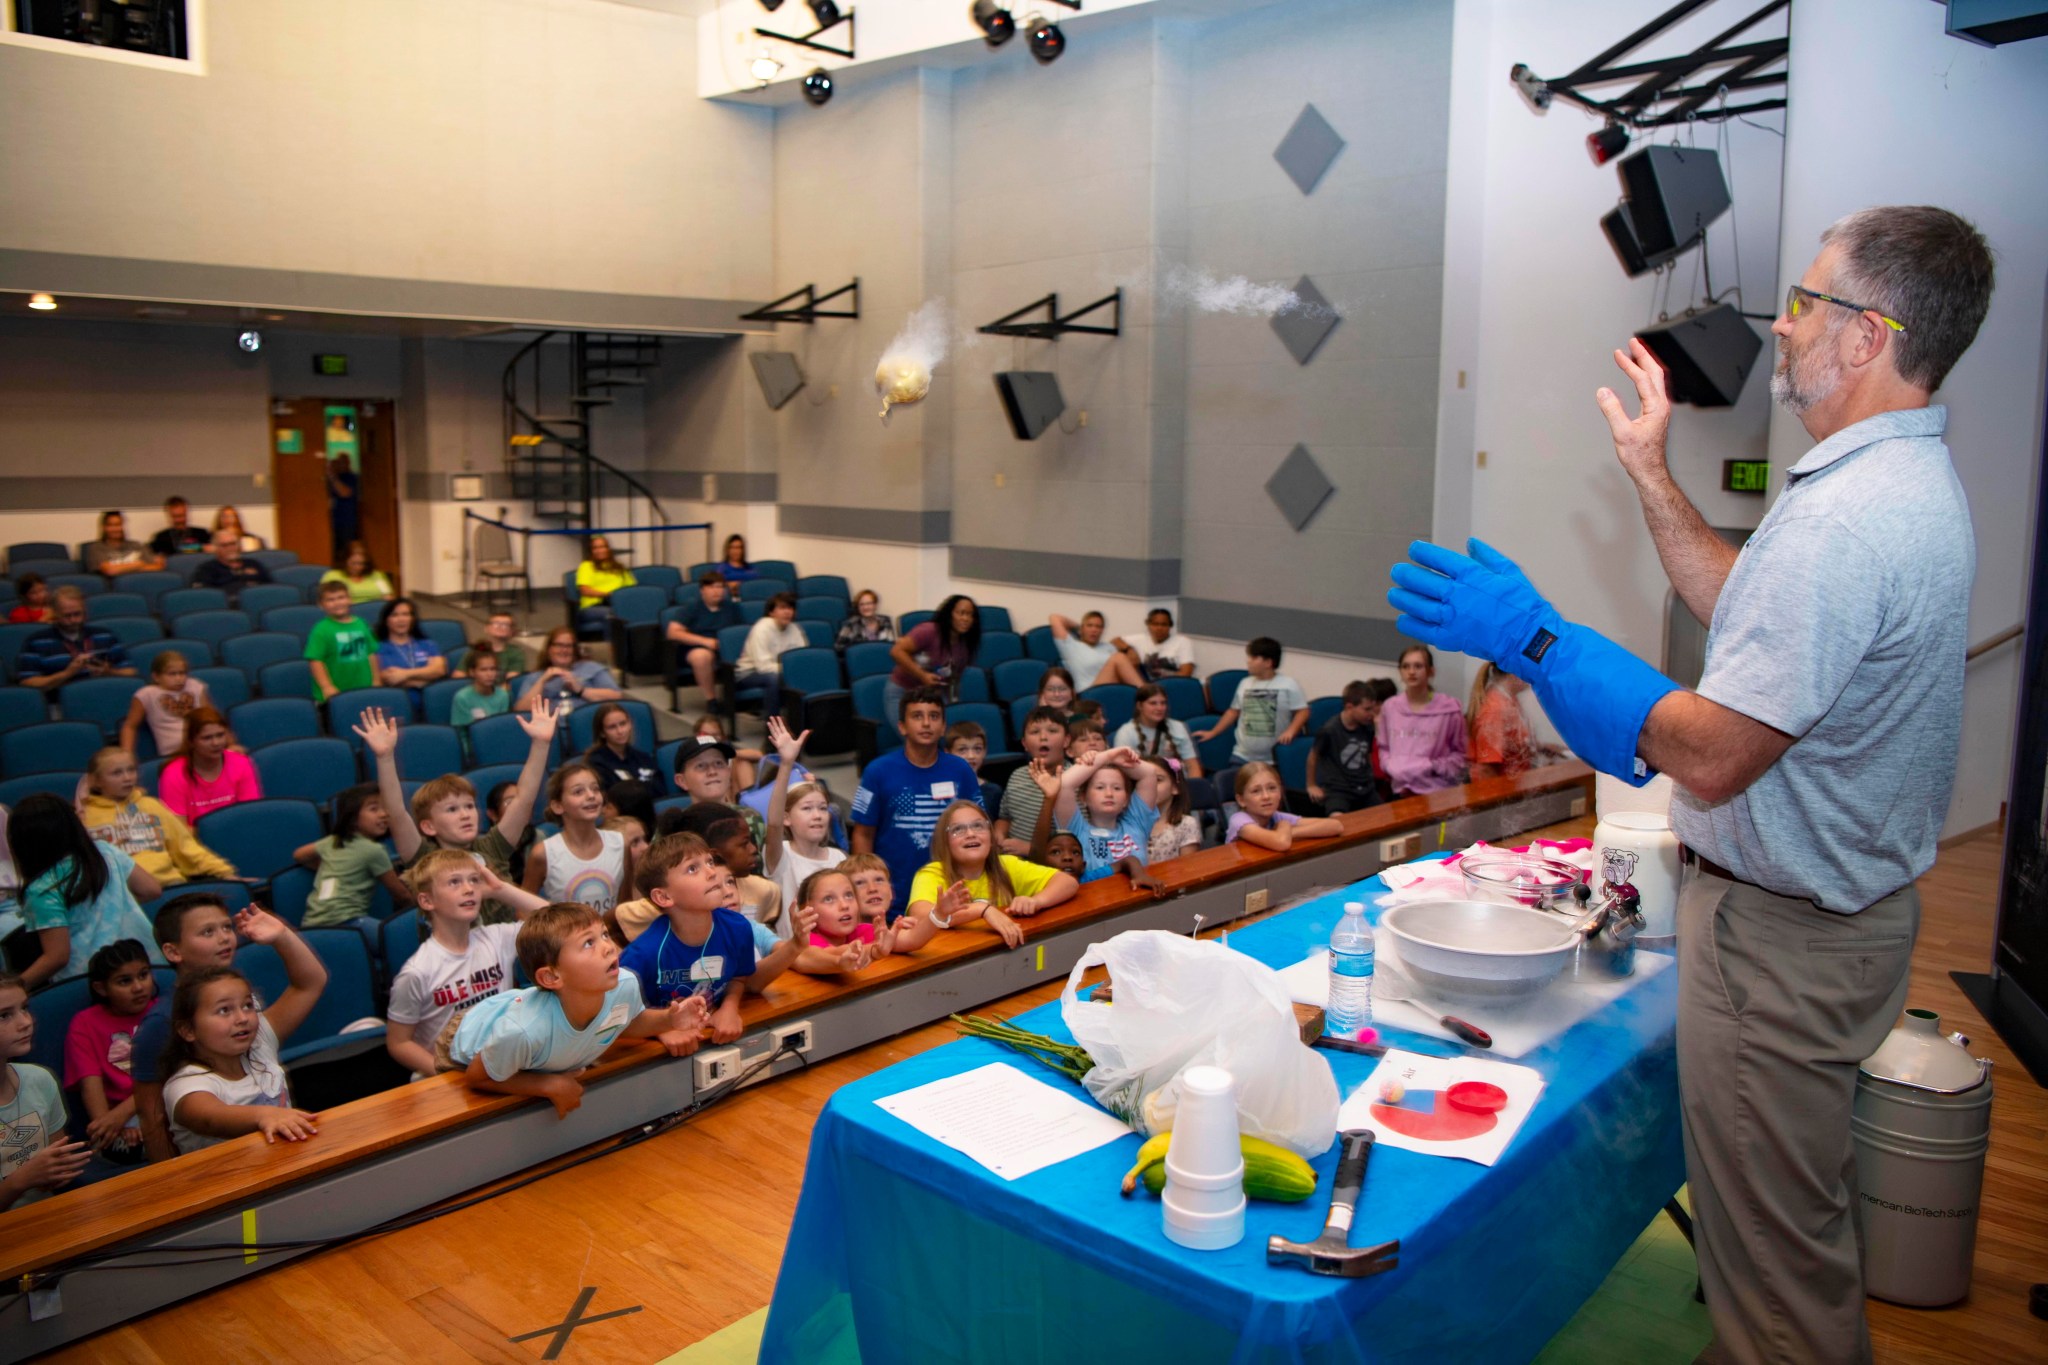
top-left (749, 351), bottom-right (805, 410)
top-left (993, 371), bottom-right (1064, 440)
top-left (1616, 145), bottom-right (1730, 258)
top-left (1635, 304), bottom-right (1762, 408)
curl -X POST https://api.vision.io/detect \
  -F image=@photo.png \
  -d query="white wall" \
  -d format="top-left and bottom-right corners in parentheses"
top-left (1769, 3), bottom-right (2048, 837)
top-left (1441, 0), bottom-right (1788, 692)
top-left (0, 0), bottom-right (773, 299)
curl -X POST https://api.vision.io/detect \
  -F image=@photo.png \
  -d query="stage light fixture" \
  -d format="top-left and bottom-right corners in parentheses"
top-left (751, 51), bottom-right (784, 84)
top-left (27, 292), bottom-right (57, 311)
top-left (1025, 14), bottom-right (1064, 63)
top-left (237, 330), bottom-right (263, 353)
top-left (971, 0), bottom-right (1015, 46)
top-left (1586, 122), bottom-right (1629, 166)
top-left (802, 67), bottom-right (834, 105)
top-left (807, 0), bottom-right (841, 25)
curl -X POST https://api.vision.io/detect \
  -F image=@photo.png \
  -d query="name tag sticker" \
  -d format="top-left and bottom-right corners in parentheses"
top-left (689, 956), bottom-right (725, 982)
top-left (601, 1003), bottom-right (630, 1031)
top-left (319, 878), bottom-right (337, 900)
top-left (932, 782), bottom-right (957, 800)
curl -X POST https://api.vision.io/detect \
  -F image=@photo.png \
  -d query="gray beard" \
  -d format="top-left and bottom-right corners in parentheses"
top-left (1769, 336), bottom-right (1844, 415)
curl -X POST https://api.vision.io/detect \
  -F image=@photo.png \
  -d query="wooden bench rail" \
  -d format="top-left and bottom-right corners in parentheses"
top-left (1, 764), bottom-right (1591, 1280)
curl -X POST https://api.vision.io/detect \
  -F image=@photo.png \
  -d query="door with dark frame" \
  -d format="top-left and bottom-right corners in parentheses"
top-left (270, 397), bottom-right (400, 585)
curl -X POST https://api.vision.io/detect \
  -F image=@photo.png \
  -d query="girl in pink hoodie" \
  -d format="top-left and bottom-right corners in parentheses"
top-left (1376, 645), bottom-right (1468, 795)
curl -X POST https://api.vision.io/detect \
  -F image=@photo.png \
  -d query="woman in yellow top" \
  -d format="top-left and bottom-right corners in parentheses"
top-left (574, 534), bottom-right (635, 634)
top-left (319, 541), bottom-right (396, 604)
top-left (905, 799), bottom-right (1078, 949)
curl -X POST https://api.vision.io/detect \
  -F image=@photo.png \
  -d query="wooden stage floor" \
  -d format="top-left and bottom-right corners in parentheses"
top-left (31, 822), bottom-right (2045, 1364)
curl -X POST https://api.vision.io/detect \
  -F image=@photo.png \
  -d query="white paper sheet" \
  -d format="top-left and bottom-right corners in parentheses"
top-left (873, 1061), bottom-right (1132, 1180)
top-left (1272, 941), bottom-right (1673, 1059)
top-left (1336, 1049), bottom-right (1545, 1166)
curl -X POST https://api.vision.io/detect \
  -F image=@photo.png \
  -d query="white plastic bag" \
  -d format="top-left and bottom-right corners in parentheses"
top-left (1060, 929), bottom-right (1338, 1158)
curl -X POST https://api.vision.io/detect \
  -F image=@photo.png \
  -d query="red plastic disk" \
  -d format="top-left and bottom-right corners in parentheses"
top-left (1445, 1081), bottom-right (1508, 1114)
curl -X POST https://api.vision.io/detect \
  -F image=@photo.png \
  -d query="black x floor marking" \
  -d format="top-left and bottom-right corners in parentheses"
top-left (511, 1286), bottom-right (643, 1360)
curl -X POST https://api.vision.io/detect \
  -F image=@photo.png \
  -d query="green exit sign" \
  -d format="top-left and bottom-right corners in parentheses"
top-left (313, 353), bottom-right (349, 377)
top-left (1723, 459), bottom-right (1770, 494)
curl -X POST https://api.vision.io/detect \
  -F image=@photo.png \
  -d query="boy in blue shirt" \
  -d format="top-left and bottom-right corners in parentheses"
top-left (450, 902), bottom-right (703, 1118)
top-left (618, 834), bottom-right (754, 1043)
top-left (851, 685), bottom-right (985, 917)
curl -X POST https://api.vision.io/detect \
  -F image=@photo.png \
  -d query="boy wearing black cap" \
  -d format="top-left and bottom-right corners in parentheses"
top-left (670, 734), bottom-right (766, 850)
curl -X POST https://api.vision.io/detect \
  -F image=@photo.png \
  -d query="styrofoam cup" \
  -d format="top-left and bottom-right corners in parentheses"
top-left (1162, 1186), bottom-right (1246, 1250)
top-left (1162, 1065), bottom-right (1245, 1250)
top-left (1164, 1065), bottom-right (1242, 1178)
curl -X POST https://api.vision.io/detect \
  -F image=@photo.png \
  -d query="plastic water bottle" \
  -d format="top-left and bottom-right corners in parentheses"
top-left (1327, 902), bottom-right (1375, 1035)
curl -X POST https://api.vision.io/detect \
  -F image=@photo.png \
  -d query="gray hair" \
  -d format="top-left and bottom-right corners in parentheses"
top-left (1819, 206), bottom-right (1995, 392)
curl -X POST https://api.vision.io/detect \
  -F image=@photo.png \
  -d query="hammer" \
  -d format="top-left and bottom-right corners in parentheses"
top-left (1266, 1129), bottom-right (1400, 1277)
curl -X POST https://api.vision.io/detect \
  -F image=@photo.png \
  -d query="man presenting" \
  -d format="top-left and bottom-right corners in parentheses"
top-left (1387, 206), bottom-right (1994, 1364)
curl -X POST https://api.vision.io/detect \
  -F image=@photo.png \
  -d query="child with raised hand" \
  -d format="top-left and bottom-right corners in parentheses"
top-left (160, 958), bottom-right (326, 1153)
top-left (618, 835), bottom-right (754, 1043)
top-left (64, 939), bottom-right (156, 1163)
top-left (360, 698), bottom-right (559, 923)
top-left (386, 848), bottom-right (551, 1080)
top-left (1143, 755), bottom-right (1201, 862)
top-left (908, 799), bottom-right (1077, 949)
top-left (523, 762), bottom-right (631, 915)
top-left (450, 900), bottom-right (704, 1117)
top-left (119, 649), bottom-right (209, 756)
top-left (1, 972), bottom-right (90, 1209)
top-left (842, 853), bottom-right (893, 927)
top-left (1048, 746), bottom-right (1170, 893)
top-left (996, 706), bottom-right (1070, 856)
top-left (81, 746), bottom-right (240, 888)
top-left (759, 716), bottom-right (844, 908)
top-left (293, 783), bottom-right (414, 933)
top-left (1227, 762), bottom-right (1342, 850)
top-left (129, 896), bottom-right (321, 1162)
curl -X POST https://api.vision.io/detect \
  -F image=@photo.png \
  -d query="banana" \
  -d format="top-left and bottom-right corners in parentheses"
top-left (1119, 1132), bottom-right (1174, 1196)
top-left (1120, 1132), bottom-right (1318, 1202)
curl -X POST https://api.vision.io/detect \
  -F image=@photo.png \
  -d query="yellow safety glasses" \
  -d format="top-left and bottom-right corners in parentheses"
top-left (1787, 284), bottom-right (1907, 333)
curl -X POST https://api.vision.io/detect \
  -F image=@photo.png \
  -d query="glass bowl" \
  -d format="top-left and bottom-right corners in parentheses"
top-left (1458, 852), bottom-right (1586, 910)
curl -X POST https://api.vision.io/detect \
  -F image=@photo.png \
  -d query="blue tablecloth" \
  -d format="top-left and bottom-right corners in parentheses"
top-left (760, 870), bottom-right (1683, 1364)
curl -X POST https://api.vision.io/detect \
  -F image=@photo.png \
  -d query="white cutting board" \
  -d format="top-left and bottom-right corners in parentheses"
top-left (1273, 939), bottom-right (1673, 1059)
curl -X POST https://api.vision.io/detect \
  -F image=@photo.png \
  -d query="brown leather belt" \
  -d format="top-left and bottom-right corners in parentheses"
top-left (1682, 846), bottom-right (1739, 884)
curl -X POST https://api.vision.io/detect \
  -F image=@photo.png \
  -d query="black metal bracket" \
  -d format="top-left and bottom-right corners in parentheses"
top-left (755, 7), bottom-right (855, 60)
top-left (1511, 0), bottom-right (1788, 128)
top-left (977, 289), bottom-right (1121, 340)
top-left (739, 279), bottom-right (860, 325)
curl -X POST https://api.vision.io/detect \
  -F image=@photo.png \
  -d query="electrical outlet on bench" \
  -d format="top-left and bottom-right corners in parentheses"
top-left (691, 1046), bottom-right (740, 1090)
top-left (1380, 834), bottom-right (1421, 863)
top-left (772, 1019), bottom-right (815, 1057)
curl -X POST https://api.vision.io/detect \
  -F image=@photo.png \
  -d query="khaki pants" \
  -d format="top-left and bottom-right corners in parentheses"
top-left (1677, 872), bottom-right (1918, 1365)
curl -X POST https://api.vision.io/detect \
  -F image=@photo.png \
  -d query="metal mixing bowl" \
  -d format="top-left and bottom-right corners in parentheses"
top-left (1380, 899), bottom-right (1580, 1001)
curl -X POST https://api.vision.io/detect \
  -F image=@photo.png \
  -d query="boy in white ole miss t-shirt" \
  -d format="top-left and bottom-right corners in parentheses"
top-left (384, 849), bottom-right (551, 1080)
top-left (448, 903), bottom-right (703, 1118)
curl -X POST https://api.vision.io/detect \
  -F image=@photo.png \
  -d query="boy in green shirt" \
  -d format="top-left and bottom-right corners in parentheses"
top-left (451, 645), bottom-right (512, 734)
top-left (305, 579), bottom-right (376, 702)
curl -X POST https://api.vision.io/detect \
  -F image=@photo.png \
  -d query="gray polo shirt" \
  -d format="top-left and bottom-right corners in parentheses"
top-left (1670, 406), bottom-right (1972, 913)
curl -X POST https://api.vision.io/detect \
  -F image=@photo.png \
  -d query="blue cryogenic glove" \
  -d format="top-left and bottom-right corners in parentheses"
top-left (1387, 539), bottom-right (1679, 786)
